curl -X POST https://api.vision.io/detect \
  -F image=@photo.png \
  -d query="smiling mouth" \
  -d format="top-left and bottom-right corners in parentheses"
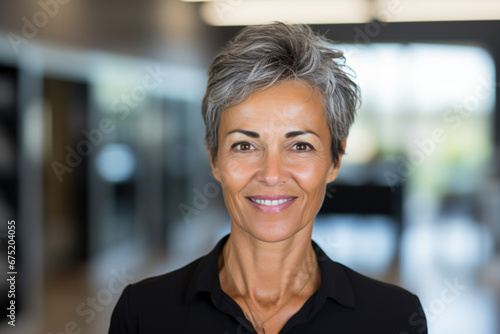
top-left (247, 197), bottom-right (296, 206)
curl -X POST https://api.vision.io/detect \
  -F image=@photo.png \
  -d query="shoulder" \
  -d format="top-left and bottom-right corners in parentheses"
top-left (109, 237), bottom-right (229, 333)
top-left (108, 256), bottom-right (207, 334)
top-left (338, 262), bottom-right (416, 303)
top-left (126, 256), bottom-right (205, 304)
top-left (314, 240), bottom-right (419, 308)
top-left (325, 261), bottom-right (427, 333)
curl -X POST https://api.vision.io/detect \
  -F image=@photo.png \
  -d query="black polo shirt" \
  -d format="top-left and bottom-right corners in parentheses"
top-left (109, 235), bottom-right (427, 334)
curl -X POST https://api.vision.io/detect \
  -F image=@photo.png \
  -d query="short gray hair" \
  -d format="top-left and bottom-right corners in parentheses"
top-left (202, 22), bottom-right (360, 167)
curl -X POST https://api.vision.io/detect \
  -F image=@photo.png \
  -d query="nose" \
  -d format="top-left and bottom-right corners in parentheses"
top-left (256, 150), bottom-right (289, 186)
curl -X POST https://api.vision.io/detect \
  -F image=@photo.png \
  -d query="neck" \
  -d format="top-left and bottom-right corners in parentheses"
top-left (222, 225), bottom-right (319, 304)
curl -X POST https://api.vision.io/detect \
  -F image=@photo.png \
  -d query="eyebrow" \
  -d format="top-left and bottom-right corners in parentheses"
top-left (285, 130), bottom-right (320, 139)
top-left (226, 129), bottom-right (320, 138)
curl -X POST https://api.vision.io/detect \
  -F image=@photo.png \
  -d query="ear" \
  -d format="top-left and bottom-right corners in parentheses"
top-left (209, 150), bottom-right (222, 183)
top-left (326, 138), bottom-right (346, 184)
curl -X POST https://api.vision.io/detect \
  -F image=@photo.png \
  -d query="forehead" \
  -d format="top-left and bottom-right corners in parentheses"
top-left (220, 80), bottom-right (327, 130)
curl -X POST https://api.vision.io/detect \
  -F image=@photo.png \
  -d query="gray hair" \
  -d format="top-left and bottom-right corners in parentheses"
top-left (202, 22), bottom-right (360, 167)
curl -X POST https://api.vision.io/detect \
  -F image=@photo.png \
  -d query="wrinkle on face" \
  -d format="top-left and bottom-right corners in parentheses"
top-left (210, 80), bottom-right (343, 243)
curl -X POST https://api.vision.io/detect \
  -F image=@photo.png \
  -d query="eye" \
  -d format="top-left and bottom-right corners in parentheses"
top-left (292, 142), bottom-right (314, 151)
top-left (231, 141), bottom-right (255, 152)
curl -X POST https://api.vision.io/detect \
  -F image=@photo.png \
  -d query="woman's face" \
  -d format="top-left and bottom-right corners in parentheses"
top-left (210, 80), bottom-right (344, 243)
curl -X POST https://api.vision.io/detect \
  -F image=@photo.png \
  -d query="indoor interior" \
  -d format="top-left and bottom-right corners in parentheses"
top-left (0, 1), bottom-right (499, 333)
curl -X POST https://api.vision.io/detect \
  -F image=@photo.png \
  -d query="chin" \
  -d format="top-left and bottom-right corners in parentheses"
top-left (239, 220), bottom-right (309, 243)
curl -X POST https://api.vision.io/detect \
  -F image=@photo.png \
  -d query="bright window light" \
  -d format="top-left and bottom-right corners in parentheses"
top-left (186, 0), bottom-right (500, 26)
top-left (376, 0), bottom-right (500, 22)
top-left (200, 0), bottom-right (371, 26)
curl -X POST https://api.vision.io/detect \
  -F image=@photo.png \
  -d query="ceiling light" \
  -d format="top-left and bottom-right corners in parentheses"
top-left (376, 0), bottom-right (500, 22)
top-left (199, 0), bottom-right (371, 26)
top-left (185, 0), bottom-right (500, 26)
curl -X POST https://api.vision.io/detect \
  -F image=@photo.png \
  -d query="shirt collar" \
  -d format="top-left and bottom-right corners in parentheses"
top-left (312, 240), bottom-right (356, 308)
top-left (185, 234), bottom-right (356, 309)
top-left (185, 235), bottom-right (229, 304)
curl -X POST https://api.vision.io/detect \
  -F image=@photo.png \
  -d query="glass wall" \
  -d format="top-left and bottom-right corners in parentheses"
top-left (313, 43), bottom-right (497, 334)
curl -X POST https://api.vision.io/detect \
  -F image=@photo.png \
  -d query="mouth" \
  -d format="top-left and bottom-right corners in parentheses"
top-left (246, 196), bottom-right (297, 213)
top-left (247, 197), bottom-right (295, 206)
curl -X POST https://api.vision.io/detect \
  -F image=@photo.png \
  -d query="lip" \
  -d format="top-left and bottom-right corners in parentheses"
top-left (246, 196), bottom-right (297, 213)
top-left (248, 195), bottom-right (296, 200)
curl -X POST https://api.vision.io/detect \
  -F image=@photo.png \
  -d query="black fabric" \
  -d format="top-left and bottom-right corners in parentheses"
top-left (109, 235), bottom-right (428, 334)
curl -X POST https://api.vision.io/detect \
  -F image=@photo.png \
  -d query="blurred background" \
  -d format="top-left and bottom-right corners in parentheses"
top-left (0, 0), bottom-right (499, 333)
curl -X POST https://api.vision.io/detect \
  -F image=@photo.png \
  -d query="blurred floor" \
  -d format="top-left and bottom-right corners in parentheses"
top-left (42, 249), bottom-right (167, 334)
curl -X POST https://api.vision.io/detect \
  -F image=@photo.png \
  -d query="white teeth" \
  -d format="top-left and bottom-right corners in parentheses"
top-left (250, 198), bottom-right (294, 206)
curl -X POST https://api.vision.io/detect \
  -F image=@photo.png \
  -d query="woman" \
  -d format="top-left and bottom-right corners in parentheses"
top-left (109, 22), bottom-right (427, 334)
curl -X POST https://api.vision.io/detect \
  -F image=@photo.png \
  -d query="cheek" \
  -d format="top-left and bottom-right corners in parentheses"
top-left (291, 156), bottom-right (332, 187)
top-left (217, 155), bottom-right (255, 191)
